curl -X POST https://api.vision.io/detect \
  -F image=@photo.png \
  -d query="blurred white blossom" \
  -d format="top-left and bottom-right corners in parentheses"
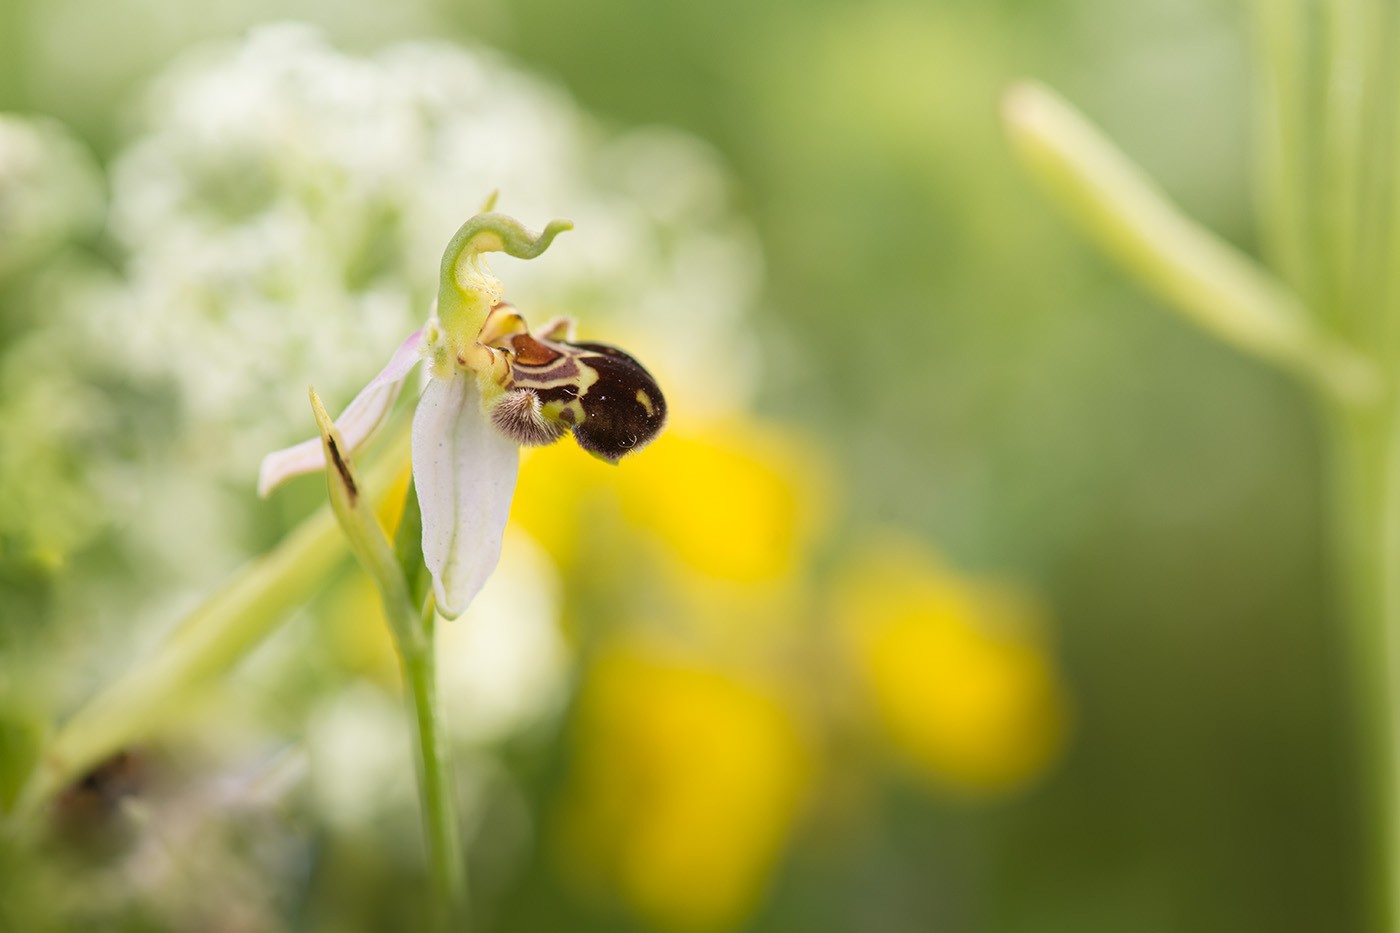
top-left (440, 528), bottom-right (569, 746)
top-left (0, 116), bottom-right (106, 567)
top-left (0, 114), bottom-right (103, 279)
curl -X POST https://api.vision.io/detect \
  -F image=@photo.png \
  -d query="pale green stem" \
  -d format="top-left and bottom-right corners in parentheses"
top-left (1322, 0), bottom-right (1369, 321)
top-left (1001, 80), bottom-right (1379, 404)
top-left (1350, 2), bottom-right (1399, 339)
top-left (1252, 0), bottom-right (1317, 300)
top-left (308, 388), bottom-right (466, 930)
top-left (1372, 5), bottom-right (1400, 357)
top-left (1317, 5), bottom-right (1400, 929)
top-left (402, 615), bottom-right (467, 931)
top-left (1328, 399), bottom-right (1400, 933)
top-left (8, 426), bottom-right (410, 819)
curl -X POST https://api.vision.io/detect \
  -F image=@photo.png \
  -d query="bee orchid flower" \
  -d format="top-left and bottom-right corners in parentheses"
top-left (258, 210), bottom-right (668, 618)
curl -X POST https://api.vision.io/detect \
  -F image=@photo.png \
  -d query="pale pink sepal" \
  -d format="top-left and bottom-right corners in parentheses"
top-left (413, 371), bottom-right (520, 619)
top-left (257, 329), bottom-right (425, 497)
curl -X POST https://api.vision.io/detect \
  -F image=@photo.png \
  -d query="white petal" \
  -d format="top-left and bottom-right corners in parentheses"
top-left (413, 371), bottom-right (520, 619)
top-left (257, 329), bottom-right (425, 497)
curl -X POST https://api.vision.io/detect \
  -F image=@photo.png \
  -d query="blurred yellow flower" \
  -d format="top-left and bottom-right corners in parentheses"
top-left (834, 536), bottom-right (1068, 794)
top-left (556, 643), bottom-right (814, 932)
top-left (617, 424), bottom-right (828, 583)
top-left (320, 570), bottom-right (400, 687)
top-left (513, 417), bottom-right (829, 584)
top-left (510, 435), bottom-right (617, 570)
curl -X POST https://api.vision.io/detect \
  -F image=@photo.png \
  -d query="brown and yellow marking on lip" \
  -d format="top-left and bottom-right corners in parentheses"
top-left (507, 332), bottom-right (565, 366)
top-left (510, 353), bottom-right (586, 390)
top-left (476, 315), bottom-right (667, 459)
top-left (507, 332), bottom-right (595, 394)
top-left (478, 303), bottom-right (530, 346)
top-left (539, 392), bottom-right (586, 429)
top-left (566, 342), bottom-right (668, 463)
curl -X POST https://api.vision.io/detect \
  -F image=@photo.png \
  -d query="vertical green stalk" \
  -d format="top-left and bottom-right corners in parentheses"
top-left (1315, 3), bottom-right (1400, 929)
top-left (378, 596), bottom-right (466, 932)
top-left (402, 618), bottom-right (467, 929)
top-left (1253, 0), bottom-right (1318, 301)
top-left (1352, 2), bottom-right (1399, 343)
top-left (1329, 399), bottom-right (1400, 933)
top-left (1321, 0), bottom-right (1367, 320)
top-left (1262, 4), bottom-right (1400, 924)
top-left (308, 389), bottom-right (466, 931)
top-left (1373, 3), bottom-right (1400, 356)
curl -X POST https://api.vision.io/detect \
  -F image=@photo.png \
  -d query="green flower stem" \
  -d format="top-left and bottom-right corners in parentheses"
top-left (1336, 1), bottom-right (1400, 327)
top-left (308, 390), bottom-right (418, 651)
top-left (308, 388), bottom-right (466, 930)
top-left (1001, 80), bottom-right (1379, 405)
top-left (402, 614), bottom-right (467, 930)
top-left (1335, 414), bottom-right (1397, 933)
top-left (1329, 401), bottom-right (1400, 933)
top-left (1252, 0), bottom-right (1318, 301)
top-left (1321, 0), bottom-right (1368, 320)
top-left (1368, 10), bottom-right (1400, 356)
top-left (8, 423), bottom-right (410, 820)
top-left (1316, 6), bottom-right (1400, 926)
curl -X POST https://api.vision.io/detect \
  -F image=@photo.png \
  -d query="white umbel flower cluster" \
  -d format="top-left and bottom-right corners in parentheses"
top-left (0, 114), bottom-right (103, 279)
top-left (0, 115), bottom-right (105, 565)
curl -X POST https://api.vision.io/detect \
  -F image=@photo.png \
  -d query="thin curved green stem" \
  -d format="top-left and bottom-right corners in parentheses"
top-left (403, 610), bottom-right (466, 931)
top-left (1001, 80), bottom-right (1379, 405)
top-left (310, 388), bottom-right (466, 930)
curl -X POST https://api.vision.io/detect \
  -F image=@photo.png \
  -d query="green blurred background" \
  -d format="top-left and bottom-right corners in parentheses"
top-left (0, 0), bottom-right (1360, 931)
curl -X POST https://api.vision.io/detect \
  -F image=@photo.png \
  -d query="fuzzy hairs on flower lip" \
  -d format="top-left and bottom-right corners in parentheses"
top-left (489, 389), bottom-right (570, 446)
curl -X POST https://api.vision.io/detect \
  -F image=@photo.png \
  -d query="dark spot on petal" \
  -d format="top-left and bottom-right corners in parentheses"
top-left (568, 344), bottom-right (667, 463)
top-left (327, 437), bottom-right (358, 502)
